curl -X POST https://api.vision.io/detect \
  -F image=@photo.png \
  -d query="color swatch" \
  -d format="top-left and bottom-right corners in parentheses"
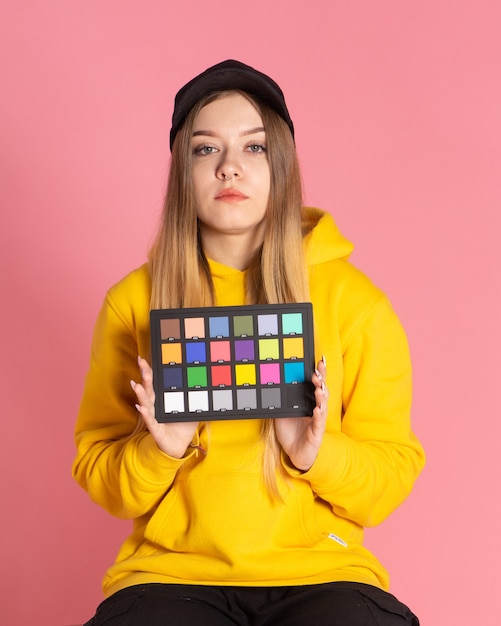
top-left (150, 303), bottom-right (316, 422)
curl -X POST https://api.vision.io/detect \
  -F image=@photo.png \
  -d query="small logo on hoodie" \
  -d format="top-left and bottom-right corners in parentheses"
top-left (328, 533), bottom-right (348, 547)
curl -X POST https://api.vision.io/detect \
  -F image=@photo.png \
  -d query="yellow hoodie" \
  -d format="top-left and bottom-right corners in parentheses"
top-left (73, 208), bottom-right (425, 598)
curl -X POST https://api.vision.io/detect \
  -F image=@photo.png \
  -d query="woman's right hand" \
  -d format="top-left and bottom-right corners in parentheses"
top-left (131, 356), bottom-right (199, 458)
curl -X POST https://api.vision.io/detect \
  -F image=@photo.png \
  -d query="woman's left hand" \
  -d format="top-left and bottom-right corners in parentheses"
top-left (274, 357), bottom-right (328, 471)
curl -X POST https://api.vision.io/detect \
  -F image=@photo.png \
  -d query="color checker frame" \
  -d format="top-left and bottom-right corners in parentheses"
top-left (150, 303), bottom-right (316, 422)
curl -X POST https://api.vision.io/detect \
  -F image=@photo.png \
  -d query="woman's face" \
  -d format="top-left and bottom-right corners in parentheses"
top-left (191, 92), bottom-right (270, 248)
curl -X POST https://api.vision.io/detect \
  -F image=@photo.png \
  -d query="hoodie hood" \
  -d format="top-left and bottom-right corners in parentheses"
top-left (204, 207), bottom-right (353, 280)
top-left (302, 207), bottom-right (354, 267)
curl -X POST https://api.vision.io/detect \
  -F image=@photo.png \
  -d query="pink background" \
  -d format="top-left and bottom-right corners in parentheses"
top-left (1, 1), bottom-right (499, 624)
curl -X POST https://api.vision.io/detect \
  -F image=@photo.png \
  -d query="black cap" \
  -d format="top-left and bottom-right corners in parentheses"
top-left (169, 59), bottom-right (294, 149)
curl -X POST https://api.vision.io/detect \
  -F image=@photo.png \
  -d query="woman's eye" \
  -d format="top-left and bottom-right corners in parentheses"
top-left (247, 143), bottom-right (266, 153)
top-left (194, 145), bottom-right (217, 156)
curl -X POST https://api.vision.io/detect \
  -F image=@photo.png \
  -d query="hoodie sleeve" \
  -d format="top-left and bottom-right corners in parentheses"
top-left (72, 271), bottom-right (199, 519)
top-left (282, 263), bottom-right (425, 527)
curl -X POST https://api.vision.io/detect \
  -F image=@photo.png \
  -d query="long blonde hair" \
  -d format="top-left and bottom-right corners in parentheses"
top-left (149, 91), bottom-right (311, 499)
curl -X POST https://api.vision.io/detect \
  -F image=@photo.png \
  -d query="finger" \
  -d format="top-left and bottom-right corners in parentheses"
top-left (135, 399), bottom-right (158, 430)
top-left (138, 356), bottom-right (155, 401)
top-left (130, 379), bottom-right (154, 412)
top-left (131, 380), bottom-right (159, 433)
top-left (311, 403), bottom-right (327, 439)
top-left (314, 380), bottom-right (328, 409)
top-left (313, 357), bottom-right (327, 387)
top-left (317, 355), bottom-right (327, 379)
top-left (313, 379), bottom-right (328, 419)
top-left (312, 370), bottom-right (323, 394)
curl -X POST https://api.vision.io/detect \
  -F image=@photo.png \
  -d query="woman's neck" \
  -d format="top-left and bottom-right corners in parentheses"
top-left (200, 227), bottom-right (265, 271)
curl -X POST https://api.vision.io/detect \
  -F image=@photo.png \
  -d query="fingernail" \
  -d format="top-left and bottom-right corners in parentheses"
top-left (322, 354), bottom-right (327, 367)
top-left (135, 403), bottom-right (142, 413)
top-left (321, 382), bottom-right (326, 394)
top-left (315, 368), bottom-right (322, 380)
top-left (130, 380), bottom-right (136, 390)
top-left (138, 356), bottom-right (142, 365)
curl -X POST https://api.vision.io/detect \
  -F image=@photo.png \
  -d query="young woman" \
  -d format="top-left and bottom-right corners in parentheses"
top-left (73, 60), bottom-right (425, 625)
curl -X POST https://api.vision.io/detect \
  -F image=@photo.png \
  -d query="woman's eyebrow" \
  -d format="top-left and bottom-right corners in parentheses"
top-left (192, 126), bottom-right (266, 138)
top-left (241, 126), bottom-right (265, 136)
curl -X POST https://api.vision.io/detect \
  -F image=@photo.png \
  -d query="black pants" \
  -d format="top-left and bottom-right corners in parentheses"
top-left (84, 582), bottom-right (419, 625)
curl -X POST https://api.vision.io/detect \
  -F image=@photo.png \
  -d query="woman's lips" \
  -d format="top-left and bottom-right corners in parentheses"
top-left (214, 188), bottom-right (248, 202)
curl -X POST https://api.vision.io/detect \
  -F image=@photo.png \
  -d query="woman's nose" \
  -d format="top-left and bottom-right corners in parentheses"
top-left (216, 150), bottom-right (242, 181)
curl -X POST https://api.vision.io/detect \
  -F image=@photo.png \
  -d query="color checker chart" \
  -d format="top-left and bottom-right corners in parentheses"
top-left (150, 303), bottom-right (316, 422)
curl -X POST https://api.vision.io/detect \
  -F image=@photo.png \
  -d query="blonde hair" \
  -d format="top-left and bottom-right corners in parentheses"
top-left (149, 91), bottom-right (311, 499)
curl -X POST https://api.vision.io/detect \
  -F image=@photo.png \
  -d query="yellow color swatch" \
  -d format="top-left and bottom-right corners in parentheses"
top-left (235, 364), bottom-right (256, 386)
top-left (283, 337), bottom-right (304, 359)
